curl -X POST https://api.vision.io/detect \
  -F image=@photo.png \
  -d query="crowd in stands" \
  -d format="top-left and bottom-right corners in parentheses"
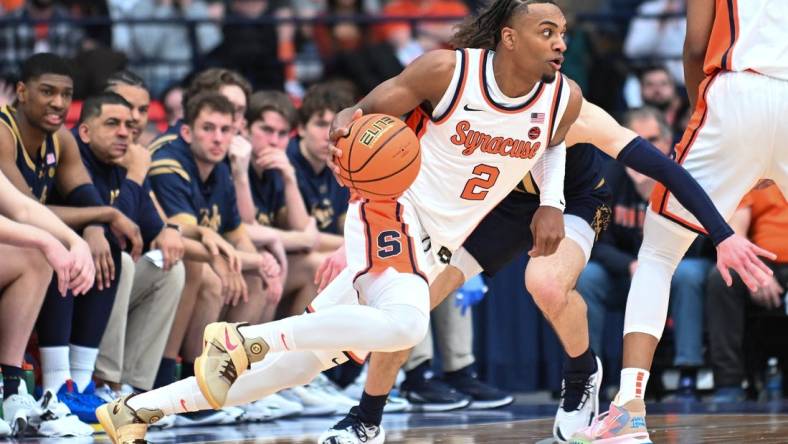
top-left (0, 0), bottom-right (785, 438)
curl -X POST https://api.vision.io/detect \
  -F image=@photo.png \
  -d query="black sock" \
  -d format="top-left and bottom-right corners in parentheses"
top-left (181, 361), bottom-right (195, 380)
top-left (679, 367), bottom-right (697, 380)
top-left (357, 391), bottom-right (388, 426)
top-left (1, 365), bottom-right (25, 399)
top-left (564, 347), bottom-right (597, 376)
top-left (153, 358), bottom-right (176, 389)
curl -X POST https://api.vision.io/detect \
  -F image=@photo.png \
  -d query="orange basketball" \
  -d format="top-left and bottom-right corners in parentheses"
top-left (334, 113), bottom-right (421, 200)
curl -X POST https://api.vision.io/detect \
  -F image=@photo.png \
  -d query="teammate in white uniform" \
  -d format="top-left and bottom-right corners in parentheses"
top-left (94, 2), bottom-right (770, 443)
top-left (573, 1), bottom-right (787, 443)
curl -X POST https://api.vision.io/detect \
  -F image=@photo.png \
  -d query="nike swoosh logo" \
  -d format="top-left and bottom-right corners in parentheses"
top-left (224, 328), bottom-right (238, 351)
top-left (463, 104), bottom-right (483, 112)
top-left (280, 333), bottom-right (290, 351)
top-left (332, 358), bottom-right (342, 366)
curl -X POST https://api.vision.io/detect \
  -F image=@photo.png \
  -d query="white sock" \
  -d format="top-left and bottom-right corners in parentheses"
top-left (128, 377), bottom-right (212, 416)
top-left (69, 344), bottom-right (98, 392)
top-left (39, 346), bottom-right (71, 392)
top-left (128, 350), bottom-right (335, 414)
top-left (617, 368), bottom-right (650, 405)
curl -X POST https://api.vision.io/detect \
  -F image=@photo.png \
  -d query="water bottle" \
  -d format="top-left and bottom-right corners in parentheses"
top-left (765, 357), bottom-right (782, 401)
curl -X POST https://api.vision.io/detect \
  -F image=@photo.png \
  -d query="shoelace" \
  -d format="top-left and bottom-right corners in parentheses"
top-left (561, 376), bottom-right (594, 411)
top-left (219, 359), bottom-right (238, 384)
top-left (333, 412), bottom-right (373, 442)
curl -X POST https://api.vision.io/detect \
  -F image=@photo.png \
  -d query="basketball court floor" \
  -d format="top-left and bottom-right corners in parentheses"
top-left (8, 398), bottom-right (788, 443)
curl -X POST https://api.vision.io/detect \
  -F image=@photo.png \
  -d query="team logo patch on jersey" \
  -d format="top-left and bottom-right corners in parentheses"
top-left (528, 127), bottom-right (541, 140)
top-left (46, 153), bottom-right (56, 165)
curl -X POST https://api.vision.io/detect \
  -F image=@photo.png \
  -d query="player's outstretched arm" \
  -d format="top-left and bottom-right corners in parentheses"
top-left (567, 99), bottom-right (776, 290)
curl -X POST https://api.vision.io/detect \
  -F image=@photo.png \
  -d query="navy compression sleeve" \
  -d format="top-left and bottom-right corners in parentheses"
top-left (616, 136), bottom-right (734, 245)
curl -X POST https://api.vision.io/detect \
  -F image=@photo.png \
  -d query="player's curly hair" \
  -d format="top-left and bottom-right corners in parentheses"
top-left (451, 0), bottom-right (557, 50)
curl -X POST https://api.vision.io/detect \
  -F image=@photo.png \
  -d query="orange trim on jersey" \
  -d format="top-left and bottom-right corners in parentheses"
top-left (433, 48), bottom-right (469, 125)
top-left (352, 200), bottom-right (427, 283)
top-left (344, 350), bottom-right (366, 365)
top-left (545, 74), bottom-right (565, 144)
top-left (479, 49), bottom-right (545, 114)
top-left (405, 106), bottom-right (430, 140)
top-left (704, 0), bottom-right (740, 75)
top-left (649, 73), bottom-right (720, 234)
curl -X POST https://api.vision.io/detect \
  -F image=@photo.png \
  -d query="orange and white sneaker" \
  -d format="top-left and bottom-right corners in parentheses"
top-left (569, 398), bottom-right (652, 444)
top-left (195, 322), bottom-right (269, 409)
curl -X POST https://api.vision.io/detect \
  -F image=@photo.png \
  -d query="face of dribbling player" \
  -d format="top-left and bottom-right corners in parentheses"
top-left (183, 108), bottom-right (235, 167)
top-left (501, 3), bottom-right (567, 84)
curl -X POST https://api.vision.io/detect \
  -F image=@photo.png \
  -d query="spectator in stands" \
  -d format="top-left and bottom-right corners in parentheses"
top-left (162, 83), bottom-right (184, 126)
top-left (0, 53), bottom-right (142, 430)
top-left (287, 82), bottom-right (352, 251)
top-left (239, 90), bottom-right (324, 318)
top-left (105, 70), bottom-right (158, 145)
top-left (375, 0), bottom-right (468, 66)
top-left (73, 92), bottom-right (186, 401)
top-left (148, 92), bottom-right (281, 425)
top-left (111, 0), bottom-right (223, 95)
top-left (576, 107), bottom-right (712, 398)
top-left (636, 65), bottom-right (687, 144)
top-left (623, 0), bottom-right (686, 85)
top-left (707, 184), bottom-right (788, 402)
top-left (207, 0), bottom-right (292, 93)
top-left (0, 171), bottom-right (94, 438)
top-left (0, 0), bottom-right (86, 79)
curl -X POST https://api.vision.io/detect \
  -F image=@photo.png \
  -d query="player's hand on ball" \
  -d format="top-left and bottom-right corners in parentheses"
top-left (716, 233), bottom-right (776, 292)
top-left (327, 108), bottom-right (364, 182)
top-left (315, 245), bottom-right (347, 292)
top-left (529, 206), bottom-right (565, 257)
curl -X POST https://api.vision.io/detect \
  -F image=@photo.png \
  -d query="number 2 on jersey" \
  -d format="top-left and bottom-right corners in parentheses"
top-left (460, 164), bottom-right (500, 200)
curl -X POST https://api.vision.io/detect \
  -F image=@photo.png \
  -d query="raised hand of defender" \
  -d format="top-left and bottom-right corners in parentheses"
top-left (716, 233), bottom-right (776, 292)
top-left (327, 108), bottom-right (363, 183)
top-left (315, 245), bottom-right (346, 292)
top-left (528, 206), bottom-right (565, 257)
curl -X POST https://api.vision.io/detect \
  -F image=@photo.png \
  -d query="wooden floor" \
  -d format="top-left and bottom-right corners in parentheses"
top-left (8, 401), bottom-right (788, 443)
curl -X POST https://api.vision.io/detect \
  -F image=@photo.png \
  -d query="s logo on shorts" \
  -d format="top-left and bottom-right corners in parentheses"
top-left (377, 230), bottom-right (402, 258)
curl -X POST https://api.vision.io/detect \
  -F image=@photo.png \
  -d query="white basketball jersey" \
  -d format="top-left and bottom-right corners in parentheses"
top-left (403, 48), bottom-right (570, 252)
top-left (706, 0), bottom-right (788, 81)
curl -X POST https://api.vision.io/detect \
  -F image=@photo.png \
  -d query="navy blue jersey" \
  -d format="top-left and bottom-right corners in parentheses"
top-left (287, 138), bottom-right (349, 235)
top-left (73, 128), bottom-right (164, 247)
top-left (250, 165), bottom-right (286, 227)
top-left (0, 105), bottom-right (59, 203)
top-left (148, 135), bottom-right (242, 235)
top-left (148, 120), bottom-right (183, 155)
top-left (463, 143), bottom-right (612, 275)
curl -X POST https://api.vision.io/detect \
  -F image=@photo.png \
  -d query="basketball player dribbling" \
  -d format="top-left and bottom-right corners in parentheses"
top-left (572, 1), bottom-right (787, 443)
top-left (95, 2), bottom-right (771, 443)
